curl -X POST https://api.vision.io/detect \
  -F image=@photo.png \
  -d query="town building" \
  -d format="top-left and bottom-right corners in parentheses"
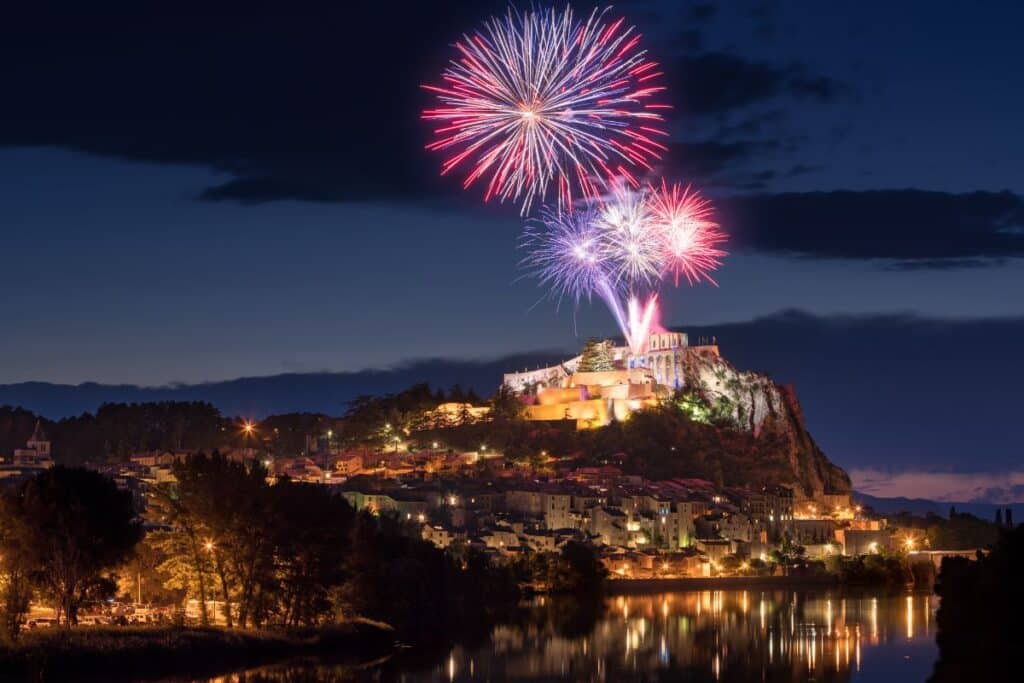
top-left (12, 421), bottom-right (54, 469)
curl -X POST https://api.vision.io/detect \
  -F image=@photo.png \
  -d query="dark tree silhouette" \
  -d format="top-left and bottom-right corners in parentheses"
top-left (1, 467), bottom-right (141, 627)
top-left (930, 525), bottom-right (1021, 682)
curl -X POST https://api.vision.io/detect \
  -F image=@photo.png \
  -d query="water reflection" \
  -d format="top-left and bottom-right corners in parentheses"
top-left (196, 590), bottom-right (938, 682)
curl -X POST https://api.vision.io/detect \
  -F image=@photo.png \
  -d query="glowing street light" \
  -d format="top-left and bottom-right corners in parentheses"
top-left (203, 539), bottom-right (216, 553)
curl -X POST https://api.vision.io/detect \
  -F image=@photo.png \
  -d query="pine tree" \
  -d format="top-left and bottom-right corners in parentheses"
top-left (578, 338), bottom-right (614, 372)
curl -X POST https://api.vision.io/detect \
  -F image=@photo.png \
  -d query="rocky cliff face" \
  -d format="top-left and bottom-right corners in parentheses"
top-left (679, 348), bottom-right (851, 499)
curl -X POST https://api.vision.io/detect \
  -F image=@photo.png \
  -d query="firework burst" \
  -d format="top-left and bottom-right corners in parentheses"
top-left (521, 178), bottom-right (727, 356)
top-left (595, 180), bottom-right (664, 287)
top-left (423, 5), bottom-right (668, 214)
top-left (521, 205), bottom-right (613, 305)
top-left (648, 180), bottom-right (727, 286)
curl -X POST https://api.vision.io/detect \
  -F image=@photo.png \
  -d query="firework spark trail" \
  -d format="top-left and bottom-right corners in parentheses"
top-left (521, 205), bottom-right (614, 306)
top-left (625, 293), bottom-right (658, 356)
top-left (423, 5), bottom-right (667, 214)
top-left (521, 179), bottom-right (726, 357)
top-left (648, 180), bottom-right (728, 286)
top-left (521, 205), bottom-right (635, 349)
top-left (595, 180), bottom-right (664, 287)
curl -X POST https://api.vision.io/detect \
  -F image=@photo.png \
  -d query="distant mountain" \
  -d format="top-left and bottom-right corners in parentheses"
top-left (854, 491), bottom-right (1024, 520)
top-left (0, 352), bottom-right (571, 419)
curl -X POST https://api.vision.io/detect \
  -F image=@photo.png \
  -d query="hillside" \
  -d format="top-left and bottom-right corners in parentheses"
top-left (677, 348), bottom-right (851, 497)
top-left (1, 346), bottom-right (851, 497)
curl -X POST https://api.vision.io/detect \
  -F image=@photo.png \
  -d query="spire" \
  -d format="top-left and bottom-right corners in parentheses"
top-left (29, 419), bottom-right (47, 444)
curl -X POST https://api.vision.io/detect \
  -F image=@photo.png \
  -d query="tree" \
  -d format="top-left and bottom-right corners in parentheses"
top-left (0, 508), bottom-right (34, 642)
top-left (489, 383), bottom-right (525, 423)
top-left (578, 338), bottom-right (614, 372)
top-left (152, 453), bottom-right (357, 628)
top-left (931, 525), bottom-right (1021, 682)
top-left (265, 480), bottom-right (353, 626)
top-left (547, 542), bottom-right (607, 594)
top-left (153, 452), bottom-right (271, 627)
top-left (2, 467), bottom-right (141, 627)
top-left (115, 537), bottom-right (183, 607)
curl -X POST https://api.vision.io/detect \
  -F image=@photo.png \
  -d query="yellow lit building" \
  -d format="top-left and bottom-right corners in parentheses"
top-left (523, 367), bottom-right (665, 429)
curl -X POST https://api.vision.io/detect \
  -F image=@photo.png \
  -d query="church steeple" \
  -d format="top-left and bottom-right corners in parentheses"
top-left (28, 419), bottom-right (48, 446)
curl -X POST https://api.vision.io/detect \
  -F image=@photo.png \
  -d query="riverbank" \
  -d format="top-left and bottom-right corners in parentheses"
top-left (606, 574), bottom-right (840, 594)
top-left (0, 619), bottom-right (394, 681)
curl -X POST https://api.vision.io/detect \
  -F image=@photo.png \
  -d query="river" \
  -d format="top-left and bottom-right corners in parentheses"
top-left (194, 589), bottom-right (939, 682)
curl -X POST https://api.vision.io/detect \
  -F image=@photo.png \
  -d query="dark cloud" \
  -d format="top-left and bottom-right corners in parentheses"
top-left (689, 3), bottom-right (719, 23)
top-left (749, 1), bottom-right (779, 40)
top-left (667, 139), bottom-right (781, 178)
top-left (668, 52), bottom-right (848, 117)
top-left (724, 190), bottom-right (1024, 266)
top-left (0, 1), bottom-right (507, 203)
top-left (784, 163), bottom-right (824, 178)
top-left (673, 28), bottom-right (705, 52)
top-left (715, 110), bottom-right (787, 138)
top-left (0, 2), bottom-right (851, 204)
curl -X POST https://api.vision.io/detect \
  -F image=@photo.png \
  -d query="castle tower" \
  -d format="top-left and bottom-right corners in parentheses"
top-left (13, 419), bottom-right (53, 468)
top-left (26, 420), bottom-right (51, 457)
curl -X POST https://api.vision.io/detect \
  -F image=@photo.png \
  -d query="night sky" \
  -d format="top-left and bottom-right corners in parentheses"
top-left (1, 2), bottom-right (1022, 502)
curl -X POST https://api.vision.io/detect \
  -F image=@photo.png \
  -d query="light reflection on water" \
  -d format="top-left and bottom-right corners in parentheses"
top-left (197, 590), bottom-right (938, 683)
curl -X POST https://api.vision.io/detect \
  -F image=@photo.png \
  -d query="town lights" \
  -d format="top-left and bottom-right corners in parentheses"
top-left (241, 421), bottom-right (255, 436)
top-left (203, 540), bottom-right (215, 552)
top-left (904, 538), bottom-right (916, 551)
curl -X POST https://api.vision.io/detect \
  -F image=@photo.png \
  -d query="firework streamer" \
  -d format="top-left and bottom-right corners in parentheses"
top-left (423, 5), bottom-right (668, 214)
top-left (521, 179), bottom-right (727, 359)
top-left (648, 180), bottom-right (727, 286)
